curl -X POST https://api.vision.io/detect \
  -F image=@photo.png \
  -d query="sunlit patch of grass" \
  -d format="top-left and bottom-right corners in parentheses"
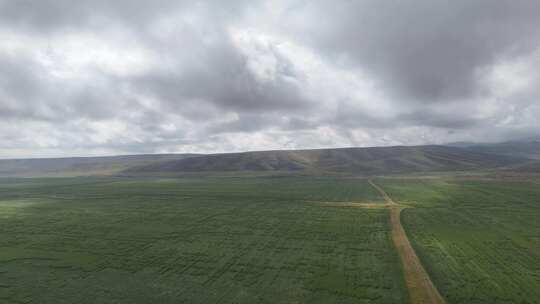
top-left (0, 199), bottom-right (51, 218)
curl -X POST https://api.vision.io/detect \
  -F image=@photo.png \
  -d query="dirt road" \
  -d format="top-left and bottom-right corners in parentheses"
top-left (368, 179), bottom-right (445, 304)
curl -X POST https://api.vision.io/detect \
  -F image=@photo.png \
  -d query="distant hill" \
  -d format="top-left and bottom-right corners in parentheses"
top-left (454, 140), bottom-right (540, 160)
top-left (0, 154), bottom-right (198, 177)
top-left (2, 142), bottom-right (537, 177)
top-left (124, 145), bottom-right (524, 176)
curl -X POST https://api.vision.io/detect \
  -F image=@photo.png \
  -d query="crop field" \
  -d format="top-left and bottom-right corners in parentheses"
top-left (2, 176), bottom-right (539, 304)
top-left (0, 177), bottom-right (406, 304)
top-left (380, 178), bottom-right (540, 304)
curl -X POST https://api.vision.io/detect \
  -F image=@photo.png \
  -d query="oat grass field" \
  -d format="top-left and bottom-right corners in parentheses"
top-left (380, 178), bottom-right (540, 303)
top-left (0, 177), bottom-right (405, 304)
top-left (0, 176), bottom-right (539, 303)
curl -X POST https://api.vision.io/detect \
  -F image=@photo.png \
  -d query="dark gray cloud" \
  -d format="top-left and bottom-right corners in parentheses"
top-left (0, 54), bottom-right (60, 121)
top-left (0, 0), bottom-right (539, 157)
top-left (134, 39), bottom-right (310, 114)
top-left (289, 0), bottom-right (540, 102)
top-left (397, 109), bottom-right (479, 129)
top-left (0, 0), bottom-right (243, 31)
top-left (0, 52), bottom-right (127, 122)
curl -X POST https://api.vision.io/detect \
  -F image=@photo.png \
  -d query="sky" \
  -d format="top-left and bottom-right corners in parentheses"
top-left (1, 0), bottom-right (540, 158)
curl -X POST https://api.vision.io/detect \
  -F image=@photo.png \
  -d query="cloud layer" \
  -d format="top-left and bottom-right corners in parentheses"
top-left (1, 0), bottom-right (540, 157)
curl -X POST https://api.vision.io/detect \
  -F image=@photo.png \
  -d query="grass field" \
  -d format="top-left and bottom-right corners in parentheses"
top-left (0, 177), bottom-right (406, 304)
top-left (380, 178), bottom-right (540, 304)
top-left (2, 176), bottom-right (539, 304)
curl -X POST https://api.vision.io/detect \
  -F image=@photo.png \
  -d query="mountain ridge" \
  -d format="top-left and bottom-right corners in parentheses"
top-left (1, 141), bottom-right (538, 177)
top-left (0, 154), bottom-right (198, 177)
top-left (123, 144), bottom-right (527, 176)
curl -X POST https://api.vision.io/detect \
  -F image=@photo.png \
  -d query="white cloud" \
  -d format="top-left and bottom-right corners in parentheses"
top-left (1, 1), bottom-right (540, 157)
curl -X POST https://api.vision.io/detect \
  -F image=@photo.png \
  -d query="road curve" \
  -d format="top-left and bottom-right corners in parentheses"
top-left (368, 179), bottom-right (445, 304)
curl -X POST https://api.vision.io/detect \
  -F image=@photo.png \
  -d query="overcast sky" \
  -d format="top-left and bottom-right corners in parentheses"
top-left (1, 1), bottom-right (540, 158)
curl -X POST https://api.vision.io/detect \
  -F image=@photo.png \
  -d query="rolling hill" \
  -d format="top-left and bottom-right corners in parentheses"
top-left (123, 145), bottom-right (525, 176)
top-left (1, 142), bottom-right (536, 177)
top-left (451, 140), bottom-right (540, 160)
top-left (0, 154), bottom-right (198, 177)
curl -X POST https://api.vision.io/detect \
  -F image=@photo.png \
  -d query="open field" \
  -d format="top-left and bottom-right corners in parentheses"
top-left (380, 178), bottom-right (540, 303)
top-left (0, 177), bottom-right (406, 304)
top-left (2, 175), bottom-right (539, 304)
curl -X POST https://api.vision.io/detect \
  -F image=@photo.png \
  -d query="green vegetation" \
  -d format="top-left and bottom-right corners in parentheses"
top-left (3, 175), bottom-right (539, 304)
top-left (381, 178), bottom-right (540, 303)
top-left (0, 177), bottom-right (405, 304)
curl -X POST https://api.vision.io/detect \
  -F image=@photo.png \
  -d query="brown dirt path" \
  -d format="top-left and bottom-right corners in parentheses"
top-left (308, 201), bottom-right (395, 209)
top-left (368, 179), bottom-right (445, 304)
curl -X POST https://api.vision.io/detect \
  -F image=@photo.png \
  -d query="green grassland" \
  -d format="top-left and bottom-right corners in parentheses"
top-left (380, 178), bottom-right (540, 304)
top-left (0, 177), bottom-right (406, 304)
top-left (3, 176), bottom-right (539, 304)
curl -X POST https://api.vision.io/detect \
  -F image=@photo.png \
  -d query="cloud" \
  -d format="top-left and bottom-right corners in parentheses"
top-left (0, 0), bottom-right (185, 32)
top-left (283, 0), bottom-right (540, 102)
top-left (0, 0), bottom-right (540, 157)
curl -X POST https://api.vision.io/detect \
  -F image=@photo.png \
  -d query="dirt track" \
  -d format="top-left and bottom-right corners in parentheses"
top-left (368, 179), bottom-right (445, 304)
top-left (310, 201), bottom-right (395, 209)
